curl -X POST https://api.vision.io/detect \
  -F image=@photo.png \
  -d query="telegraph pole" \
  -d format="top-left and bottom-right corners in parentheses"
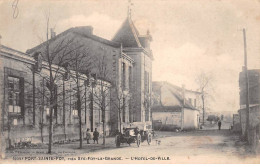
top-left (243, 28), bottom-right (250, 142)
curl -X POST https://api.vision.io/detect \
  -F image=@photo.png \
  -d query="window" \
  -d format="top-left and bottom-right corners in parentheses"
top-left (8, 76), bottom-right (21, 113)
top-left (53, 85), bottom-right (58, 120)
top-left (145, 101), bottom-right (150, 122)
top-left (188, 98), bottom-right (192, 105)
top-left (129, 66), bottom-right (132, 89)
top-left (72, 109), bottom-right (78, 116)
top-left (72, 90), bottom-right (78, 117)
top-left (46, 108), bottom-right (50, 115)
top-left (144, 71), bottom-right (150, 93)
top-left (121, 62), bottom-right (126, 90)
top-left (122, 97), bottom-right (126, 122)
top-left (46, 108), bottom-right (54, 116)
top-left (13, 119), bottom-right (18, 125)
top-left (129, 99), bottom-right (132, 123)
top-left (72, 101), bottom-right (78, 117)
top-left (194, 99), bottom-right (197, 107)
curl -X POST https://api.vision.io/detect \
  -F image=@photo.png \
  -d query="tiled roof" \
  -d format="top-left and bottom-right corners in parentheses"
top-left (112, 17), bottom-right (142, 47)
top-left (152, 81), bottom-right (197, 110)
top-left (27, 26), bottom-right (120, 54)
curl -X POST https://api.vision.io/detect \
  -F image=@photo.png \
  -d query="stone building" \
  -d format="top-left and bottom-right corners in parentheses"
top-left (26, 15), bottom-right (153, 134)
top-left (0, 44), bottom-right (111, 148)
top-left (152, 81), bottom-right (201, 130)
top-left (238, 68), bottom-right (260, 144)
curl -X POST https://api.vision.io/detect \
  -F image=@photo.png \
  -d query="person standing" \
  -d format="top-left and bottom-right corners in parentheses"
top-left (93, 128), bottom-right (99, 144)
top-left (86, 128), bottom-right (91, 144)
top-left (218, 120), bottom-right (222, 130)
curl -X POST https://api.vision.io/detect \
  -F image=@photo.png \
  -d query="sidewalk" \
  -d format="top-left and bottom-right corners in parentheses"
top-left (4, 132), bottom-right (162, 159)
top-left (4, 137), bottom-right (117, 159)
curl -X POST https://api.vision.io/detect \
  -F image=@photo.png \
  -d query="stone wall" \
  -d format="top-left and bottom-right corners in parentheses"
top-left (239, 105), bottom-right (260, 145)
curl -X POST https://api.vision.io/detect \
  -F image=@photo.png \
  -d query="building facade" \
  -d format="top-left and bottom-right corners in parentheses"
top-left (0, 44), bottom-right (111, 148)
top-left (26, 16), bottom-right (153, 134)
top-left (152, 81), bottom-right (201, 130)
top-left (238, 68), bottom-right (260, 144)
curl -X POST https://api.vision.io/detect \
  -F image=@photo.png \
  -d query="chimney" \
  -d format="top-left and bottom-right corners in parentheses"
top-left (50, 28), bottom-right (56, 39)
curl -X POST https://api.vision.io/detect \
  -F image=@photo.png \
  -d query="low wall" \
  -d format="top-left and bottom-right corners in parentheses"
top-left (239, 105), bottom-right (260, 146)
top-left (3, 122), bottom-right (110, 149)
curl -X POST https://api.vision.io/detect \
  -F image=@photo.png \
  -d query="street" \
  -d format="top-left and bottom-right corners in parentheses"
top-left (81, 129), bottom-right (260, 164)
top-left (4, 125), bottom-right (260, 164)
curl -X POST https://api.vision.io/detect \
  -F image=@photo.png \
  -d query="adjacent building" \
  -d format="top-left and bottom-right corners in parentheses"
top-left (0, 44), bottom-right (111, 148)
top-left (238, 68), bottom-right (260, 142)
top-left (152, 81), bottom-right (201, 130)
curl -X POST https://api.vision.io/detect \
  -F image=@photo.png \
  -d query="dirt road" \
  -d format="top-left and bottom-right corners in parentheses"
top-left (78, 130), bottom-right (260, 164)
top-left (3, 129), bottom-right (260, 163)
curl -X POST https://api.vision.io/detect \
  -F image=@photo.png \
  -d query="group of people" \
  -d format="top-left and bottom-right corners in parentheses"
top-left (85, 128), bottom-right (99, 144)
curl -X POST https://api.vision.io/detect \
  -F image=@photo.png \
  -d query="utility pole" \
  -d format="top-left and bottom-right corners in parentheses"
top-left (243, 28), bottom-right (250, 142)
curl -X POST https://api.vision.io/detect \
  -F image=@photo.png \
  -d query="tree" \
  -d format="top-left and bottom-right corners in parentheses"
top-left (111, 83), bottom-right (130, 133)
top-left (195, 72), bottom-right (215, 125)
top-left (32, 12), bottom-right (81, 153)
top-left (25, 12), bottom-right (94, 152)
top-left (92, 50), bottom-right (111, 145)
top-left (64, 45), bottom-right (92, 149)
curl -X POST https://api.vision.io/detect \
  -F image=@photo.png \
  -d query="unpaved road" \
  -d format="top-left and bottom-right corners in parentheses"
top-left (78, 130), bottom-right (260, 164)
top-left (3, 129), bottom-right (260, 164)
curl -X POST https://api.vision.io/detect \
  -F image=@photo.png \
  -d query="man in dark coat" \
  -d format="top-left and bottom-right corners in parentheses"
top-left (218, 120), bottom-right (222, 130)
top-left (93, 128), bottom-right (99, 144)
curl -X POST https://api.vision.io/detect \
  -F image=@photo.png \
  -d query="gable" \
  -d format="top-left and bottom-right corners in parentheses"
top-left (152, 81), bottom-right (196, 110)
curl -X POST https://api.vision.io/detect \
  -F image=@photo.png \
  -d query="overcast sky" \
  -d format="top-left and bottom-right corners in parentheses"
top-left (0, 0), bottom-right (260, 114)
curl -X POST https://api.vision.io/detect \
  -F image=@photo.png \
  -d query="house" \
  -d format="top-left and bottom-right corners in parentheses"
top-left (26, 14), bottom-right (153, 134)
top-left (152, 81), bottom-right (201, 130)
top-left (0, 44), bottom-right (111, 148)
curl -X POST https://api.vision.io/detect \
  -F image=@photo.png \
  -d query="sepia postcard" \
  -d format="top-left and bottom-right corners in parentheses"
top-left (0, 0), bottom-right (260, 164)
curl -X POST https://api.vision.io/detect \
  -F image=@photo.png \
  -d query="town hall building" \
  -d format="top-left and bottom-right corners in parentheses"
top-left (0, 12), bottom-right (153, 149)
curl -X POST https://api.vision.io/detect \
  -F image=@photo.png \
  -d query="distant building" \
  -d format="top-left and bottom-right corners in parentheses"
top-left (238, 68), bottom-right (260, 139)
top-left (239, 68), bottom-right (260, 107)
top-left (152, 81), bottom-right (201, 130)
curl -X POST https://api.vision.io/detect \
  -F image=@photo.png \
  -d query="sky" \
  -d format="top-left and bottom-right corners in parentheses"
top-left (0, 0), bottom-right (260, 114)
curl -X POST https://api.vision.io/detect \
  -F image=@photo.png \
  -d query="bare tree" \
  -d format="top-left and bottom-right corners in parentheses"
top-left (195, 72), bottom-right (215, 125)
top-left (110, 83), bottom-right (130, 133)
top-left (92, 52), bottom-right (111, 146)
top-left (65, 45), bottom-right (92, 149)
top-left (30, 12), bottom-right (81, 153)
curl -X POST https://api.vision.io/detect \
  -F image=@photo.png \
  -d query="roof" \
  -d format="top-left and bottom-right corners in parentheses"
top-left (0, 45), bottom-right (35, 64)
top-left (152, 81), bottom-right (199, 111)
top-left (27, 26), bottom-right (120, 54)
top-left (112, 18), bottom-right (142, 48)
top-left (153, 81), bottom-right (201, 95)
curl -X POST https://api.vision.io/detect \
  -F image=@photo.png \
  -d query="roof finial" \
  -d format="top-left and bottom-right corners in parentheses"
top-left (128, 0), bottom-right (134, 19)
